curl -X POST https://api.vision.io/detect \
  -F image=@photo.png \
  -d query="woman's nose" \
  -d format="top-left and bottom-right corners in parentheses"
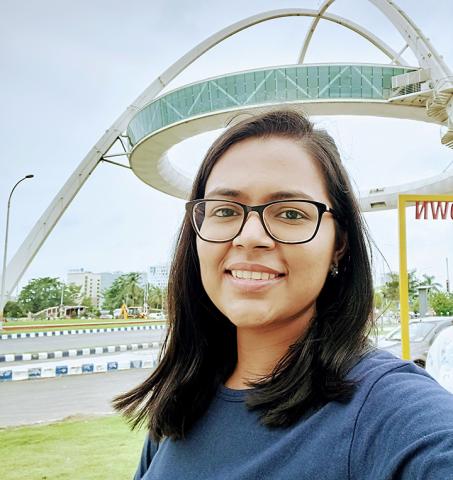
top-left (232, 212), bottom-right (275, 248)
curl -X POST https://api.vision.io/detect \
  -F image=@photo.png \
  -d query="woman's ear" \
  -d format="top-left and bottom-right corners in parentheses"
top-left (333, 231), bottom-right (348, 265)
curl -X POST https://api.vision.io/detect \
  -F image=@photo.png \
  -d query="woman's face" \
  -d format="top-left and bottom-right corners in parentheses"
top-left (196, 136), bottom-right (341, 334)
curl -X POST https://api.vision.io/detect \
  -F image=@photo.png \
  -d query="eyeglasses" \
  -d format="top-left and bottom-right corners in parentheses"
top-left (185, 199), bottom-right (336, 244)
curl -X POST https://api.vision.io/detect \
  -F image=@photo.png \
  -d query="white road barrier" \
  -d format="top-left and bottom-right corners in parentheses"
top-left (0, 349), bottom-right (160, 382)
top-left (0, 324), bottom-right (166, 340)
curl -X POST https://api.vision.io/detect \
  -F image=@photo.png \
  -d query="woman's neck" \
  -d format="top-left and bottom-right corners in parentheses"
top-left (225, 315), bottom-right (311, 390)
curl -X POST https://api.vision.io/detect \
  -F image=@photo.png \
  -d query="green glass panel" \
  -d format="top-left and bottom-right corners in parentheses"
top-left (372, 66), bottom-right (382, 77)
top-left (329, 65), bottom-right (341, 76)
top-left (362, 66), bottom-right (372, 77)
top-left (210, 79), bottom-right (228, 109)
top-left (329, 65), bottom-right (342, 98)
top-left (267, 75), bottom-right (277, 102)
top-left (243, 72), bottom-right (256, 103)
top-left (318, 66), bottom-right (330, 98)
top-left (351, 67), bottom-right (362, 97)
top-left (201, 84), bottom-right (212, 112)
top-left (236, 74), bottom-right (248, 105)
top-left (275, 70), bottom-right (288, 102)
top-left (213, 76), bottom-right (228, 93)
top-left (382, 73), bottom-right (392, 89)
top-left (340, 66), bottom-right (352, 98)
top-left (372, 67), bottom-right (383, 98)
top-left (284, 68), bottom-right (297, 100)
top-left (296, 67), bottom-right (309, 97)
top-left (308, 67), bottom-right (318, 97)
top-left (189, 84), bottom-right (205, 115)
top-left (253, 71), bottom-right (266, 103)
top-left (283, 68), bottom-right (297, 101)
top-left (361, 83), bottom-right (372, 98)
top-left (176, 89), bottom-right (187, 113)
top-left (227, 76), bottom-right (236, 97)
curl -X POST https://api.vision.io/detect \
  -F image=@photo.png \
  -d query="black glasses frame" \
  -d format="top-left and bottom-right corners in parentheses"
top-left (185, 198), bottom-right (336, 244)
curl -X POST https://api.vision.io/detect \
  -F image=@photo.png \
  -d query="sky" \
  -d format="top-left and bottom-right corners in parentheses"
top-left (1, 0), bottom-right (452, 296)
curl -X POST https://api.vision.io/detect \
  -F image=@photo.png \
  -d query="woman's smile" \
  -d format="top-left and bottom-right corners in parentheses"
top-left (224, 268), bottom-right (286, 293)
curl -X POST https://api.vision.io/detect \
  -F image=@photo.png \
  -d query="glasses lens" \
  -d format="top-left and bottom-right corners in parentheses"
top-left (264, 201), bottom-right (319, 242)
top-left (193, 200), bottom-right (244, 241)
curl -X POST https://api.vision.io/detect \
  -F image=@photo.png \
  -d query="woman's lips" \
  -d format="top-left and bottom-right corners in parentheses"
top-left (224, 270), bottom-right (285, 292)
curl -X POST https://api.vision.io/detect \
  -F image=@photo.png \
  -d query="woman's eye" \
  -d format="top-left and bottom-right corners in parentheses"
top-left (213, 208), bottom-right (238, 217)
top-left (279, 210), bottom-right (304, 220)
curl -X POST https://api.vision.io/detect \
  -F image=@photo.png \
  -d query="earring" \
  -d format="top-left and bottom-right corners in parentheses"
top-left (330, 263), bottom-right (339, 277)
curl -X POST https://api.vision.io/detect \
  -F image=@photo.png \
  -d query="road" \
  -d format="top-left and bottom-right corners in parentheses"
top-left (0, 368), bottom-right (152, 427)
top-left (0, 329), bottom-right (167, 355)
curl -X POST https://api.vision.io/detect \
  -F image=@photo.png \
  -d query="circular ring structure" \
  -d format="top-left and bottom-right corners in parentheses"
top-left (128, 63), bottom-right (452, 210)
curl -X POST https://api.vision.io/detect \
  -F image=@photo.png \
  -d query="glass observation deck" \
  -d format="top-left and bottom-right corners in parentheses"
top-left (127, 63), bottom-right (416, 146)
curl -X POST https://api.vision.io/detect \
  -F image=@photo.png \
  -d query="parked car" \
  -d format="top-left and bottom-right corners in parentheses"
top-left (378, 316), bottom-right (453, 368)
top-left (426, 326), bottom-right (453, 394)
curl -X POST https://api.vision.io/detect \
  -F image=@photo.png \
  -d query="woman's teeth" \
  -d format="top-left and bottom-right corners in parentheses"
top-left (230, 270), bottom-right (277, 280)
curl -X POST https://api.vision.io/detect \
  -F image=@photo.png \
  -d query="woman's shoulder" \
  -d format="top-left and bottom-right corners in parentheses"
top-left (348, 347), bottom-right (453, 405)
top-left (348, 347), bottom-right (439, 388)
top-left (341, 347), bottom-right (453, 429)
top-left (347, 348), bottom-right (453, 479)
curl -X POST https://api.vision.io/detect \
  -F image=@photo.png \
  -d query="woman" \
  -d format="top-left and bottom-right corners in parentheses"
top-left (115, 109), bottom-right (453, 479)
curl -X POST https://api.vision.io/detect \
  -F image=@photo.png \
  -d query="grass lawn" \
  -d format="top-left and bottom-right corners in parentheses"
top-left (0, 415), bottom-right (147, 480)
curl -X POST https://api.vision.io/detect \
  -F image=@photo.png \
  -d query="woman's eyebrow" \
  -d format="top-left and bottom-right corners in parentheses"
top-left (268, 190), bottom-right (315, 201)
top-left (204, 188), bottom-right (315, 201)
top-left (204, 188), bottom-right (241, 198)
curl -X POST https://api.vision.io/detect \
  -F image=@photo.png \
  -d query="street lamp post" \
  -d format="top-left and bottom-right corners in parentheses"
top-left (59, 281), bottom-right (65, 319)
top-left (0, 174), bottom-right (34, 326)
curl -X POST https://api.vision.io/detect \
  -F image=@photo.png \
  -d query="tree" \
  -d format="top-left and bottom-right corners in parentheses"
top-left (81, 296), bottom-right (99, 317)
top-left (419, 274), bottom-right (442, 293)
top-left (65, 283), bottom-right (83, 304)
top-left (429, 291), bottom-right (453, 316)
top-left (373, 290), bottom-right (384, 311)
top-left (3, 300), bottom-right (24, 318)
top-left (123, 273), bottom-right (144, 306)
top-left (146, 285), bottom-right (167, 309)
top-left (102, 273), bottom-right (144, 311)
top-left (17, 277), bottom-right (81, 314)
top-left (381, 272), bottom-right (400, 307)
top-left (380, 270), bottom-right (420, 312)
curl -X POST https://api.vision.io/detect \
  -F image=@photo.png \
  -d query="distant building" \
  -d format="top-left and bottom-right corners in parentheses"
top-left (67, 269), bottom-right (148, 307)
top-left (99, 271), bottom-right (123, 292)
top-left (67, 268), bottom-right (101, 307)
top-left (149, 264), bottom-right (169, 289)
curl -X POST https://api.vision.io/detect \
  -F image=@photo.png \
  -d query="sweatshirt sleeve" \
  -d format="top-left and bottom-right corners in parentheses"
top-left (349, 363), bottom-right (453, 480)
top-left (133, 433), bottom-right (159, 480)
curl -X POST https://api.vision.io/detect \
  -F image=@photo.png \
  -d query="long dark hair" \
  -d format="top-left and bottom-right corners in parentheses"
top-left (113, 109), bottom-right (374, 441)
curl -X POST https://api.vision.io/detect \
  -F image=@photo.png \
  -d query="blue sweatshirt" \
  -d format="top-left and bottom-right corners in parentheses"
top-left (133, 349), bottom-right (453, 479)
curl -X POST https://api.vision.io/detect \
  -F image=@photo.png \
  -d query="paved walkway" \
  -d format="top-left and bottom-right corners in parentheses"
top-left (0, 368), bottom-right (151, 427)
top-left (0, 329), bottom-right (166, 358)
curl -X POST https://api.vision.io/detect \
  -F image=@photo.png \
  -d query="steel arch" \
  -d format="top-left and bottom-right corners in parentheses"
top-left (1, 2), bottom-right (452, 310)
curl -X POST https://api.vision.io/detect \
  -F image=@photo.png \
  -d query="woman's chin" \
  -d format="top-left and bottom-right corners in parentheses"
top-left (226, 309), bottom-right (274, 329)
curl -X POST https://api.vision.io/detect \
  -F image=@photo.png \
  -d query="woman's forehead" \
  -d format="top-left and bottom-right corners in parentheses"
top-left (205, 137), bottom-right (330, 202)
